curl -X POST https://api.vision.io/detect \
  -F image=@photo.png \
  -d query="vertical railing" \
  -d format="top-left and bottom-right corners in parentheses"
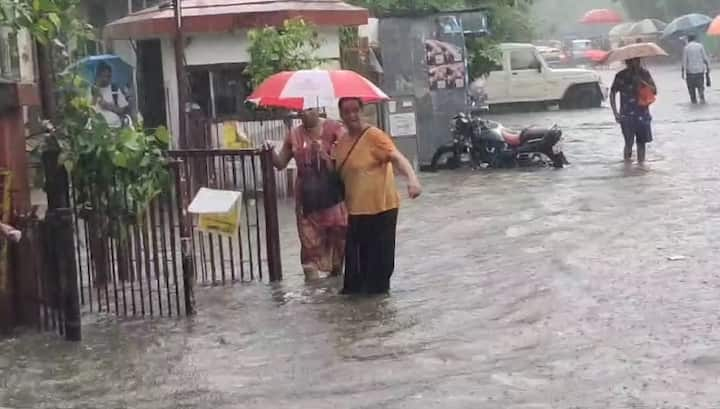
top-left (10, 210), bottom-right (81, 341)
top-left (169, 149), bottom-right (283, 285)
top-left (47, 209), bottom-right (81, 340)
top-left (70, 166), bottom-right (188, 318)
top-left (172, 160), bottom-right (195, 315)
top-left (260, 149), bottom-right (282, 282)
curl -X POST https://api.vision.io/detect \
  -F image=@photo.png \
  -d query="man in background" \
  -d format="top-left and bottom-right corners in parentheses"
top-left (93, 62), bottom-right (131, 127)
top-left (682, 34), bottom-right (711, 104)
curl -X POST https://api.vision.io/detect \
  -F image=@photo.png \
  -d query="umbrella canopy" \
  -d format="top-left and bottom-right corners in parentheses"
top-left (609, 22), bottom-right (635, 38)
top-left (585, 49), bottom-right (609, 62)
top-left (662, 13), bottom-right (712, 38)
top-left (629, 18), bottom-right (667, 36)
top-left (708, 15), bottom-right (720, 36)
top-left (66, 54), bottom-right (133, 88)
top-left (580, 9), bottom-right (623, 25)
top-left (247, 70), bottom-right (389, 110)
top-left (603, 42), bottom-right (668, 64)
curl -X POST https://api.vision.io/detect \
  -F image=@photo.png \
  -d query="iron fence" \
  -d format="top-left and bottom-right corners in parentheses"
top-left (190, 117), bottom-right (300, 199)
top-left (68, 149), bottom-right (281, 319)
top-left (169, 149), bottom-right (282, 286)
top-left (70, 163), bottom-right (190, 318)
top-left (12, 210), bottom-right (80, 340)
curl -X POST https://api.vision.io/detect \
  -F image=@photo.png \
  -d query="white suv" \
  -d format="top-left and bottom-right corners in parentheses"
top-left (475, 43), bottom-right (607, 110)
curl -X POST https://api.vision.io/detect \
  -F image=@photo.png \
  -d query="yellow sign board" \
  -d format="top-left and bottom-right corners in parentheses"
top-left (197, 208), bottom-right (241, 237)
top-left (222, 121), bottom-right (253, 149)
top-left (188, 188), bottom-right (243, 237)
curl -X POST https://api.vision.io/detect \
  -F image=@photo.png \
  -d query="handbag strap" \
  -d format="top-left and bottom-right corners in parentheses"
top-left (338, 127), bottom-right (370, 172)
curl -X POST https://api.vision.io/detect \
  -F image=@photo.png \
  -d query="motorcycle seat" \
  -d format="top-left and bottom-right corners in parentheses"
top-left (501, 129), bottom-right (522, 146)
top-left (520, 128), bottom-right (554, 143)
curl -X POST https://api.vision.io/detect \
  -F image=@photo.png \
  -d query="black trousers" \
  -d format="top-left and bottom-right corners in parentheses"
top-left (686, 73), bottom-right (705, 103)
top-left (342, 209), bottom-right (398, 295)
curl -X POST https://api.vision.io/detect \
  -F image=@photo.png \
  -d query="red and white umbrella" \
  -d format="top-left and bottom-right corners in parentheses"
top-left (247, 69), bottom-right (389, 110)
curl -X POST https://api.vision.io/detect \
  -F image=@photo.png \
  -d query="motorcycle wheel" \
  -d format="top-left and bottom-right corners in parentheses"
top-left (431, 149), bottom-right (461, 171)
top-left (551, 152), bottom-right (566, 169)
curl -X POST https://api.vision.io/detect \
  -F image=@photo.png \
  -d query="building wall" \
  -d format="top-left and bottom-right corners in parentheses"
top-left (358, 18), bottom-right (380, 46)
top-left (112, 40), bottom-right (137, 68)
top-left (379, 15), bottom-right (472, 165)
top-left (184, 27), bottom-right (342, 66)
top-left (161, 27), bottom-right (343, 143)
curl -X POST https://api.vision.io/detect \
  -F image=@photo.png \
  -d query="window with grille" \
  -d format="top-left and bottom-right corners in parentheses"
top-left (0, 27), bottom-right (20, 81)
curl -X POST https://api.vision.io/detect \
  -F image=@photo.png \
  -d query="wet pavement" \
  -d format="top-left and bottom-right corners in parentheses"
top-left (3, 64), bottom-right (720, 408)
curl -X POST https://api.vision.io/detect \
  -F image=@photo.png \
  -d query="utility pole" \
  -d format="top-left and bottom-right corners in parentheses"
top-left (173, 0), bottom-right (188, 148)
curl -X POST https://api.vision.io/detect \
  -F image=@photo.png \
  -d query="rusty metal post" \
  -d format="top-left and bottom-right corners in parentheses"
top-left (260, 149), bottom-right (282, 282)
top-left (173, 0), bottom-right (188, 149)
top-left (47, 208), bottom-right (81, 341)
top-left (172, 162), bottom-right (195, 315)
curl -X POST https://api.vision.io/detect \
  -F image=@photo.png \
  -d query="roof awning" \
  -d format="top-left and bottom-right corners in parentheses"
top-left (105, 0), bottom-right (369, 40)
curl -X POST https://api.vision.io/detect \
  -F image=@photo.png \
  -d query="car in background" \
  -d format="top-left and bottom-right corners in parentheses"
top-left (536, 45), bottom-right (565, 66)
top-left (570, 39), bottom-right (593, 65)
top-left (474, 43), bottom-right (606, 110)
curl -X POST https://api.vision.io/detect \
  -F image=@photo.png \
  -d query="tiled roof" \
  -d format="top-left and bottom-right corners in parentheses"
top-left (105, 0), bottom-right (369, 39)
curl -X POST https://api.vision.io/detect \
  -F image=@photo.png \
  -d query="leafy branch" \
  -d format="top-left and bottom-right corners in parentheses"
top-left (245, 18), bottom-right (323, 87)
top-left (0, 0), bottom-right (94, 45)
top-left (2, 0), bottom-right (170, 219)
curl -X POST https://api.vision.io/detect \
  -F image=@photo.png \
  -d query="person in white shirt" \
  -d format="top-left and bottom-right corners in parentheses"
top-left (681, 34), bottom-right (710, 104)
top-left (93, 62), bottom-right (130, 127)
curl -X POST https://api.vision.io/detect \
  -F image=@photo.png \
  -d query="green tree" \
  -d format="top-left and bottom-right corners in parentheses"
top-left (0, 0), bottom-right (93, 44)
top-left (467, 2), bottom-right (536, 78)
top-left (2, 0), bottom-right (171, 284)
top-left (245, 18), bottom-right (322, 87)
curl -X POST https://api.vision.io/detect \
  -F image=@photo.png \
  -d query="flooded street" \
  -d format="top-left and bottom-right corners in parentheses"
top-left (3, 64), bottom-right (720, 408)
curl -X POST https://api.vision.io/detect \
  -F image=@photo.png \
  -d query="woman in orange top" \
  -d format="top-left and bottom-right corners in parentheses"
top-left (335, 98), bottom-right (422, 294)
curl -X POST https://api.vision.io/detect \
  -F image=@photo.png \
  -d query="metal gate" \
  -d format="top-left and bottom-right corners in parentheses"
top-left (12, 210), bottom-right (80, 340)
top-left (70, 149), bottom-right (282, 319)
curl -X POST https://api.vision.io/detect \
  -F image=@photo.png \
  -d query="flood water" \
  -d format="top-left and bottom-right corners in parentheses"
top-left (3, 65), bottom-right (720, 408)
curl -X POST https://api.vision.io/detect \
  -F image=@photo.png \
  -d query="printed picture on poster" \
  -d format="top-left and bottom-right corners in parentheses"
top-left (428, 63), bottom-right (466, 90)
top-left (424, 39), bottom-right (464, 65)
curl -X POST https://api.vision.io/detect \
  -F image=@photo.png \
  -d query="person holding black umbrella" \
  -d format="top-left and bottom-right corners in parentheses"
top-left (682, 34), bottom-right (711, 104)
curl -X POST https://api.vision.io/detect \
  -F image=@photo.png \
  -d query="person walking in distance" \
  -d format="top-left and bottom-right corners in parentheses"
top-left (610, 58), bottom-right (657, 163)
top-left (682, 34), bottom-right (710, 104)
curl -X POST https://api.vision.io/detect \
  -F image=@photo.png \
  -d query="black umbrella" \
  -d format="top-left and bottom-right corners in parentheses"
top-left (662, 13), bottom-right (712, 38)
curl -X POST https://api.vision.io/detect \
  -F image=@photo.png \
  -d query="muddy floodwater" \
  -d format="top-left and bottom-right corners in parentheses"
top-left (3, 65), bottom-right (720, 408)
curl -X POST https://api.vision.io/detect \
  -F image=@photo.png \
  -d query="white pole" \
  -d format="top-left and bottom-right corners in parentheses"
top-left (209, 71), bottom-right (217, 118)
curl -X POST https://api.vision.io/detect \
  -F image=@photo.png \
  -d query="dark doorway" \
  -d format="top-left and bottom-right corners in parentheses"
top-left (188, 70), bottom-right (211, 116)
top-left (136, 40), bottom-right (166, 129)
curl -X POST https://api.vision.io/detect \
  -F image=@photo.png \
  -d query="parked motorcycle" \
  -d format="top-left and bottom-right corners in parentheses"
top-left (430, 112), bottom-right (568, 170)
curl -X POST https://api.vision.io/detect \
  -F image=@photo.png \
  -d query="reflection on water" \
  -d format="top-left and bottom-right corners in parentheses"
top-left (3, 66), bottom-right (720, 408)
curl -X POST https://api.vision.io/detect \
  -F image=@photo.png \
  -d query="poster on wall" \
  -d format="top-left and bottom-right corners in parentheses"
top-left (428, 62), bottom-right (466, 90)
top-left (424, 19), bottom-right (468, 91)
top-left (424, 39), bottom-right (464, 65)
top-left (389, 112), bottom-right (417, 137)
